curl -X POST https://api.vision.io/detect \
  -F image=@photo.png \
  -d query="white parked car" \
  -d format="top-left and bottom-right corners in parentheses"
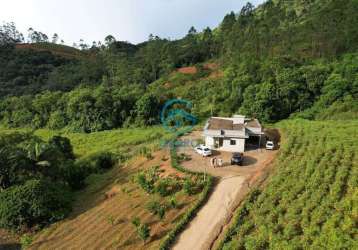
top-left (194, 144), bottom-right (212, 156)
top-left (266, 141), bottom-right (275, 150)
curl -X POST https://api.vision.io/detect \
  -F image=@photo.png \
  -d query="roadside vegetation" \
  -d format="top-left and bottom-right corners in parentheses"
top-left (219, 119), bottom-right (358, 249)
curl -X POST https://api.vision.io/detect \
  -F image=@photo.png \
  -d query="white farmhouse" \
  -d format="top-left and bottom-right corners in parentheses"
top-left (203, 115), bottom-right (263, 152)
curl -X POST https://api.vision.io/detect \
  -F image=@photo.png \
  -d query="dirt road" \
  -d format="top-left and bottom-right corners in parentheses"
top-left (173, 176), bottom-right (246, 250)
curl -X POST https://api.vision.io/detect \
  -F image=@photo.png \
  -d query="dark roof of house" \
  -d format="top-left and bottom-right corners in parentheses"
top-left (246, 119), bottom-right (261, 128)
top-left (207, 118), bottom-right (233, 130)
top-left (233, 124), bottom-right (245, 130)
top-left (207, 118), bottom-right (245, 131)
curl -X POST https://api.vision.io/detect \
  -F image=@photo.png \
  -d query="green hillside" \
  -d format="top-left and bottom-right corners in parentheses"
top-left (1, 0), bottom-right (357, 132)
top-left (15, 43), bottom-right (89, 60)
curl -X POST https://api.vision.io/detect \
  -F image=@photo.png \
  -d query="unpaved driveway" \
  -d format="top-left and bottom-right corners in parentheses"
top-left (172, 131), bottom-right (278, 250)
top-left (173, 176), bottom-right (246, 250)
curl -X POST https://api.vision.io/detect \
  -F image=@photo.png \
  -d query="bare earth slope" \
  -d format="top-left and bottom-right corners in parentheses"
top-left (28, 150), bottom-right (198, 250)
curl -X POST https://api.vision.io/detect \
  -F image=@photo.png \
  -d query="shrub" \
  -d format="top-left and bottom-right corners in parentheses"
top-left (177, 153), bottom-right (191, 162)
top-left (168, 196), bottom-right (178, 209)
top-left (76, 151), bottom-right (116, 174)
top-left (62, 161), bottom-right (87, 190)
top-left (136, 172), bottom-right (154, 193)
top-left (107, 215), bottom-right (115, 226)
top-left (131, 217), bottom-right (150, 244)
top-left (88, 152), bottom-right (115, 170)
top-left (137, 223), bottom-right (150, 244)
top-left (146, 200), bottom-right (166, 220)
top-left (135, 166), bottom-right (160, 194)
top-left (131, 217), bottom-right (140, 227)
top-left (183, 177), bottom-right (195, 195)
top-left (47, 111), bottom-right (67, 130)
top-left (48, 136), bottom-right (75, 159)
top-left (0, 179), bottom-right (72, 231)
top-left (20, 234), bottom-right (33, 249)
top-left (155, 178), bottom-right (181, 197)
top-left (138, 146), bottom-right (153, 160)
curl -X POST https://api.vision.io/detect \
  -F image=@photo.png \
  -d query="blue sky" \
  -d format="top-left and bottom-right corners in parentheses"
top-left (1, 0), bottom-right (264, 45)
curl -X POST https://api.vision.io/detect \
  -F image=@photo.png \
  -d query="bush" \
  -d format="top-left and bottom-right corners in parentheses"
top-left (177, 153), bottom-right (191, 162)
top-left (0, 179), bottom-right (72, 231)
top-left (135, 166), bottom-right (160, 194)
top-left (20, 234), bottom-right (33, 249)
top-left (138, 223), bottom-right (150, 243)
top-left (47, 111), bottom-right (67, 130)
top-left (62, 162), bottom-right (88, 190)
top-left (131, 217), bottom-right (150, 244)
top-left (48, 136), bottom-right (75, 159)
top-left (136, 172), bottom-right (154, 193)
top-left (76, 151), bottom-right (116, 174)
top-left (183, 177), bottom-right (195, 195)
top-left (88, 151), bottom-right (116, 170)
top-left (138, 146), bottom-right (153, 159)
top-left (146, 200), bottom-right (166, 220)
top-left (168, 196), bottom-right (178, 209)
top-left (131, 217), bottom-right (140, 227)
top-left (155, 178), bottom-right (181, 197)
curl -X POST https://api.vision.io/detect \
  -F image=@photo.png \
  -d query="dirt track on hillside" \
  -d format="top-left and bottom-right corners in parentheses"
top-left (173, 176), bottom-right (246, 250)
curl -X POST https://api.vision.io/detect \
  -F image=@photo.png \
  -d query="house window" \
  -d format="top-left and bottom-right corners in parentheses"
top-left (230, 139), bottom-right (236, 145)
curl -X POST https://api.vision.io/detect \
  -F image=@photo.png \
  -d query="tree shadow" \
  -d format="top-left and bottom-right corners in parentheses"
top-left (265, 128), bottom-right (281, 143)
top-left (0, 243), bottom-right (21, 250)
top-left (150, 228), bottom-right (171, 242)
top-left (242, 156), bottom-right (258, 166)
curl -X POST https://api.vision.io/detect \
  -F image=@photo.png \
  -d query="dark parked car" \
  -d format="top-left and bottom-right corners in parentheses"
top-left (231, 152), bottom-right (244, 166)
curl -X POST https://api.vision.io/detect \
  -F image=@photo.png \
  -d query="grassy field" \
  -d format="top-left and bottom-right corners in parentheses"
top-left (219, 119), bottom-right (358, 249)
top-left (0, 126), bottom-right (172, 158)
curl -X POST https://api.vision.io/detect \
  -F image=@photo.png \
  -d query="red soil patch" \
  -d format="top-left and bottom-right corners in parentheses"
top-left (148, 150), bottom-right (185, 178)
top-left (177, 66), bottom-right (197, 74)
top-left (15, 44), bottom-right (33, 49)
top-left (203, 63), bottom-right (219, 71)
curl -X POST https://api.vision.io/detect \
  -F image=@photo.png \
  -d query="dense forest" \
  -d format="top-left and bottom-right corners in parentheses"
top-left (0, 0), bottom-right (357, 133)
top-left (0, 0), bottom-right (357, 239)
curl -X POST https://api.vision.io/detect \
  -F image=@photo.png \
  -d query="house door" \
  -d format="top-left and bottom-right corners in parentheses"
top-left (219, 138), bottom-right (223, 147)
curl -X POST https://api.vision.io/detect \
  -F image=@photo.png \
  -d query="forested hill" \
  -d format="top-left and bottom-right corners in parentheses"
top-left (0, 0), bottom-right (357, 132)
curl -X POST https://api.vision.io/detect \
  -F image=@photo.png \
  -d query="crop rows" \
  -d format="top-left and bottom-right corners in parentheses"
top-left (220, 120), bottom-right (357, 249)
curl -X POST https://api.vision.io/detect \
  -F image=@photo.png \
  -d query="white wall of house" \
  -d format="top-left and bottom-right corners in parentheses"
top-left (232, 115), bottom-right (245, 124)
top-left (205, 136), bottom-right (215, 148)
top-left (205, 136), bottom-right (245, 152)
top-left (220, 138), bottom-right (245, 152)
